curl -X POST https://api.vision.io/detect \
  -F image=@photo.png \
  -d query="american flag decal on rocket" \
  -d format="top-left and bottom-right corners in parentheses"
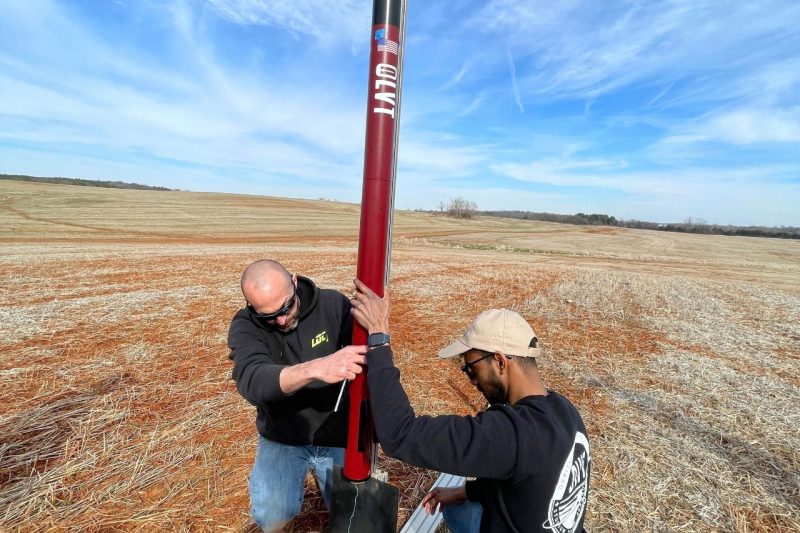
top-left (375, 28), bottom-right (399, 55)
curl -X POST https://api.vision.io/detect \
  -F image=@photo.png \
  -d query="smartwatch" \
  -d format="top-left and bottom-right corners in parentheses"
top-left (367, 332), bottom-right (390, 349)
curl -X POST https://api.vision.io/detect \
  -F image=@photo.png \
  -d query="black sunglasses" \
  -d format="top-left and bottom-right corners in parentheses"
top-left (248, 286), bottom-right (297, 322)
top-left (460, 352), bottom-right (495, 378)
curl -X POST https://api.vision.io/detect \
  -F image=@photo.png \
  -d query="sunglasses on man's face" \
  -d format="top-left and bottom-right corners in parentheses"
top-left (460, 352), bottom-right (495, 378)
top-left (248, 286), bottom-right (296, 322)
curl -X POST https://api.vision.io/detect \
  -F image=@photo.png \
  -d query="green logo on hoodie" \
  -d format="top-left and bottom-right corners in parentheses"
top-left (311, 331), bottom-right (329, 348)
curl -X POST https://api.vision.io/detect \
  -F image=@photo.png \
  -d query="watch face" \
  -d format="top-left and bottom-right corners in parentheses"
top-left (368, 333), bottom-right (389, 347)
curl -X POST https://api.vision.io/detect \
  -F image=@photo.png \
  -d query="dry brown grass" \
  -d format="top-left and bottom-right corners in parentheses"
top-left (1, 180), bottom-right (799, 532)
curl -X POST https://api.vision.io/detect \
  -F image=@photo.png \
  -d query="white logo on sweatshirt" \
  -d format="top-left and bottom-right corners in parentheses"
top-left (543, 431), bottom-right (590, 533)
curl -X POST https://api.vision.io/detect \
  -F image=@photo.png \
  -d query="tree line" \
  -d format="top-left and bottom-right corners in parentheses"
top-left (481, 210), bottom-right (799, 239)
top-left (0, 174), bottom-right (173, 191)
top-left (432, 199), bottom-right (798, 240)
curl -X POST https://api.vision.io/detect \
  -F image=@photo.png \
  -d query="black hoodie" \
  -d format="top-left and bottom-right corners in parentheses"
top-left (228, 276), bottom-right (353, 446)
top-left (366, 345), bottom-right (590, 533)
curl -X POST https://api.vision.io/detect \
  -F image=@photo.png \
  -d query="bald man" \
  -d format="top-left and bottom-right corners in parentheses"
top-left (228, 260), bottom-right (366, 532)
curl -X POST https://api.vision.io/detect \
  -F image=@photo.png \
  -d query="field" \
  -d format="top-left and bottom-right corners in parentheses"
top-left (2, 179), bottom-right (799, 532)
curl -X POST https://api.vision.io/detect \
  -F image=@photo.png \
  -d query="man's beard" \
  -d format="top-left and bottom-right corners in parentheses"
top-left (279, 317), bottom-right (299, 332)
top-left (481, 371), bottom-right (508, 405)
top-left (278, 297), bottom-right (300, 332)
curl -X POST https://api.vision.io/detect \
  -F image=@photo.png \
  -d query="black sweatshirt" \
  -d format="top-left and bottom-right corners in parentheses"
top-left (367, 345), bottom-right (591, 533)
top-left (227, 276), bottom-right (353, 446)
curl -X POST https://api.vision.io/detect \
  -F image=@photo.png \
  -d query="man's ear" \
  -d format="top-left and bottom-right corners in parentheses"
top-left (495, 351), bottom-right (507, 373)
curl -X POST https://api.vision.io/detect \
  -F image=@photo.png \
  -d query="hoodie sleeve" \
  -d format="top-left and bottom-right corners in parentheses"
top-left (464, 479), bottom-right (491, 502)
top-left (227, 312), bottom-right (291, 404)
top-left (366, 346), bottom-right (519, 480)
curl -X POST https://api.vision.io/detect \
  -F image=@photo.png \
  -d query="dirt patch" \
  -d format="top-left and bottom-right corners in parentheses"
top-left (584, 226), bottom-right (621, 235)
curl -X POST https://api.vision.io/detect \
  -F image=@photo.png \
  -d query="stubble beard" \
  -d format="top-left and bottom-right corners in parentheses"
top-left (482, 371), bottom-right (509, 405)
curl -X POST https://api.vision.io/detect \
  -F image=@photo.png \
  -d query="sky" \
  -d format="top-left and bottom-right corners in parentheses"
top-left (1, 0), bottom-right (799, 226)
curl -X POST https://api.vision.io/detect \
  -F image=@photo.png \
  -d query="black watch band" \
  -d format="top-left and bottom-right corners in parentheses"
top-left (367, 332), bottom-right (390, 348)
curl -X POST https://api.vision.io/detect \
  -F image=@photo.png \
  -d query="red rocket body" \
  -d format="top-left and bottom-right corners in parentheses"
top-left (343, 0), bottom-right (405, 482)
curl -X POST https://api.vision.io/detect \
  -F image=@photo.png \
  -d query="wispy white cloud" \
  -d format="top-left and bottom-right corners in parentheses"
top-left (457, 92), bottom-right (487, 117)
top-left (439, 62), bottom-right (470, 92)
top-left (506, 47), bottom-right (524, 113)
top-left (708, 109), bottom-right (800, 144)
top-left (491, 152), bottom-right (798, 196)
top-left (468, 0), bottom-right (800, 104)
top-left (400, 137), bottom-right (494, 176)
top-left (657, 107), bottom-right (800, 148)
top-left (646, 80), bottom-right (677, 108)
top-left (205, 0), bottom-right (368, 47)
top-left (0, 0), bottom-right (367, 187)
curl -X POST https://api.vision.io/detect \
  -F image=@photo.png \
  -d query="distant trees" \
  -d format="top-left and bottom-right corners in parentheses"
top-left (575, 213), bottom-right (618, 226)
top-left (445, 197), bottom-right (478, 219)
top-left (0, 174), bottom-right (173, 191)
top-left (474, 209), bottom-right (798, 240)
top-left (617, 218), bottom-right (799, 238)
top-left (481, 210), bottom-right (617, 226)
top-left (683, 217), bottom-right (708, 226)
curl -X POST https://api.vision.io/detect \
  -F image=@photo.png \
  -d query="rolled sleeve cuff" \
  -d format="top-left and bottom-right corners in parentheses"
top-left (258, 363), bottom-right (292, 402)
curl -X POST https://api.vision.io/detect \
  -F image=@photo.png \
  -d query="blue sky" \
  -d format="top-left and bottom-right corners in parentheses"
top-left (1, 0), bottom-right (799, 226)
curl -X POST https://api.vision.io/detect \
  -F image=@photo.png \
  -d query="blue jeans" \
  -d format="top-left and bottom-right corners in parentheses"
top-left (443, 499), bottom-right (483, 533)
top-left (248, 436), bottom-right (345, 532)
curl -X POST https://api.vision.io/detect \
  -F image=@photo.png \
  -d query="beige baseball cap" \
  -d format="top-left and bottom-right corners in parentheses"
top-left (438, 308), bottom-right (541, 359)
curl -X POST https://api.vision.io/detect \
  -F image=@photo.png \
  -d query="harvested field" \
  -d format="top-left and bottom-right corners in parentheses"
top-left (1, 180), bottom-right (799, 532)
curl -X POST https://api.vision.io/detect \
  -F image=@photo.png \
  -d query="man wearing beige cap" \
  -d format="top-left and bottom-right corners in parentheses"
top-left (350, 279), bottom-right (590, 533)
